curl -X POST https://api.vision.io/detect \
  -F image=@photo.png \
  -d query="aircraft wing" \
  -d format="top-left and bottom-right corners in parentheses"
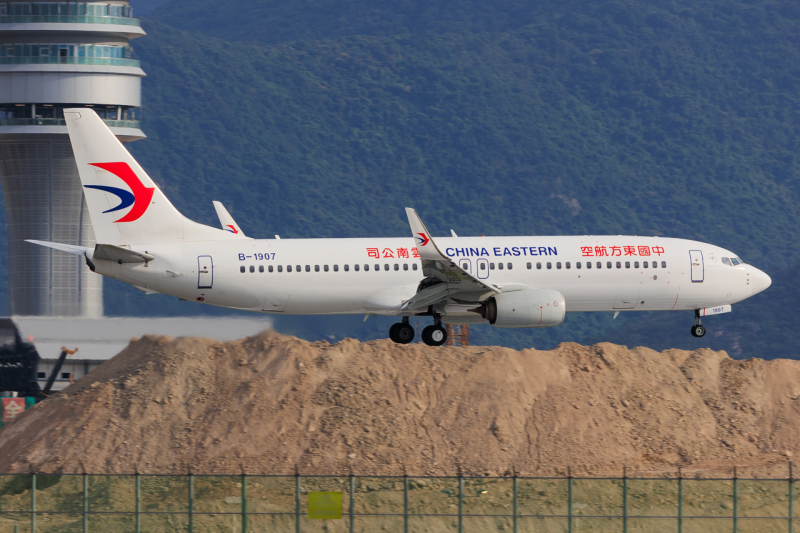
top-left (403, 208), bottom-right (499, 311)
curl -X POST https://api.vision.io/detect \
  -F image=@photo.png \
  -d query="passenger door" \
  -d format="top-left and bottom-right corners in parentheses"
top-left (197, 255), bottom-right (213, 289)
top-left (689, 250), bottom-right (704, 283)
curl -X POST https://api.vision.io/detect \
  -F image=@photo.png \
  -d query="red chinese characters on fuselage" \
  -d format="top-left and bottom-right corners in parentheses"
top-left (581, 245), bottom-right (665, 257)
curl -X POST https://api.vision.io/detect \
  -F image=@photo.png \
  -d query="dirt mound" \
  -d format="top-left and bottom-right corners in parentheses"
top-left (1, 332), bottom-right (799, 477)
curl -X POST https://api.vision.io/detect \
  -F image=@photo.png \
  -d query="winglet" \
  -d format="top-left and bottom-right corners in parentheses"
top-left (405, 207), bottom-right (450, 262)
top-left (212, 201), bottom-right (246, 238)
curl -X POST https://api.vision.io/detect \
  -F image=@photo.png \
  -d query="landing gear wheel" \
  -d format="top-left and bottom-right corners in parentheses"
top-left (389, 323), bottom-right (415, 344)
top-left (421, 325), bottom-right (447, 347)
top-left (691, 324), bottom-right (706, 338)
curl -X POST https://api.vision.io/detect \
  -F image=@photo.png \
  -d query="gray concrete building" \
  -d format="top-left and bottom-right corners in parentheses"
top-left (0, 1), bottom-right (146, 316)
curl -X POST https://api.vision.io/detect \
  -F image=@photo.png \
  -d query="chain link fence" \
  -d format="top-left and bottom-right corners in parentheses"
top-left (1, 471), bottom-right (798, 532)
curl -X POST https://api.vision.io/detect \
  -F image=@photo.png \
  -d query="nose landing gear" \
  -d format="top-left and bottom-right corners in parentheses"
top-left (691, 310), bottom-right (706, 337)
top-left (389, 317), bottom-right (415, 344)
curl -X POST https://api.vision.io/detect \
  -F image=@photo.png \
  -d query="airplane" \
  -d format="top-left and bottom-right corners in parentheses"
top-left (28, 109), bottom-right (772, 346)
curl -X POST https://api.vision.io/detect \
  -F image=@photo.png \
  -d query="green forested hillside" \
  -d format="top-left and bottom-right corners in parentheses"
top-left (20, 0), bottom-right (800, 355)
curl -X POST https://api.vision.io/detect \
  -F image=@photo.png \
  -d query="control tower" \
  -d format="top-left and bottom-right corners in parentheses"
top-left (0, 1), bottom-right (145, 316)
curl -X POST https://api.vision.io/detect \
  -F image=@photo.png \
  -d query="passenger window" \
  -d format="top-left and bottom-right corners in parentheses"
top-left (375, 264), bottom-right (379, 271)
top-left (643, 261), bottom-right (648, 269)
top-left (616, 262), bottom-right (621, 269)
top-left (507, 262), bottom-right (513, 270)
top-left (481, 263), bottom-right (487, 270)
top-left (587, 262), bottom-right (592, 269)
top-left (384, 264), bottom-right (389, 271)
top-left (259, 265), bottom-right (264, 273)
top-left (625, 262), bottom-right (630, 268)
top-left (566, 262), bottom-right (571, 269)
top-left (269, 265), bottom-right (273, 273)
top-left (498, 263), bottom-right (504, 270)
top-left (652, 261), bottom-right (657, 268)
top-left (661, 261), bottom-right (666, 268)
top-left (527, 262), bottom-right (532, 269)
top-left (536, 262), bottom-right (542, 269)
top-left (287, 265), bottom-right (292, 272)
top-left (490, 263), bottom-right (495, 270)
top-left (249, 265), bottom-right (255, 273)
top-left (634, 262), bottom-right (639, 268)
top-left (556, 262), bottom-right (562, 269)
top-left (596, 262), bottom-right (601, 269)
top-left (412, 264), bottom-right (418, 271)
top-left (278, 265), bottom-right (283, 272)
top-left (344, 264), bottom-right (350, 271)
top-left (334, 265), bottom-right (339, 272)
top-left (404, 264), bottom-right (409, 271)
top-left (296, 265), bottom-right (301, 272)
top-left (240, 266), bottom-right (245, 273)
top-left (364, 264), bottom-right (369, 271)
top-left (314, 265), bottom-right (320, 272)
top-left (576, 262), bottom-right (582, 269)
top-left (355, 264), bottom-right (360, 271)
top-left (324, 265), bottom-right (329, 272)
top-left (305, 265), bottom-right (310, 272)
top-left (393, 264), bottom-right (398, 271)
top-left (461, 262), bottom-right (468, 269)
top-left (606, 262), bottom-right (611, 269)
top-left (547, 262), bottom-right (552, 269)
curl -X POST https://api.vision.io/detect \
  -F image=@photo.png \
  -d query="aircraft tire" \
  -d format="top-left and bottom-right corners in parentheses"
top-left (690, 325), bottom-right (706, 338)
top-left (422, 325), bottom-right (447, 347)
top-left (389, 323), bottom-right (403, 343)
top-left (396, 324), bottom-right (415, 344)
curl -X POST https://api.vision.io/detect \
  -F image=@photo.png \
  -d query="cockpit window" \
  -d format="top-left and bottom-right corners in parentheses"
top-left (722, 257), bottom-right (731, 266)
top-left (731, 257), bottom-right (742, 265)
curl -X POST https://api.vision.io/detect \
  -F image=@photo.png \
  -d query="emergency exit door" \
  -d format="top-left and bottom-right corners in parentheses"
top-left (689, 250), bottom-right (704, 283)
top-left (198, 255), bottom-right (213, 288)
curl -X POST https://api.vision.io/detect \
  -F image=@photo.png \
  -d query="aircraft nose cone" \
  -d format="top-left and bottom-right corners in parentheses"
top-left (751, 267), bottom-right (772, 295)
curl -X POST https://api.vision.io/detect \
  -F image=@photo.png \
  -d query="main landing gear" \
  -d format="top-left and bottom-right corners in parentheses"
top-left (691, 309), bottom-right (706, 338)
top-left (389, 317), bottom-right (448, 346)
top-left (389, 318), bottom-right (415, 344)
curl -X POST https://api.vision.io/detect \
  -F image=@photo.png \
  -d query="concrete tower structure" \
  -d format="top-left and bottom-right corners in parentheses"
top-left (0, 1), bottom-right (145, 316)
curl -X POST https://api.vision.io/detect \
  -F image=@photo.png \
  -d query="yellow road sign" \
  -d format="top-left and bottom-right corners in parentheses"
top-left (308, 491), bottom-right (342, 519)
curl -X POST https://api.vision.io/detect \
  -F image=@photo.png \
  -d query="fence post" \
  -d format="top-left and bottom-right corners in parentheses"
top-left (568, 468), bottom-right (573, 533)
top-left (513, 470), bottom-right (518, 533)
top-left (349, 473), bottom-right (355, 533)
top-left (733, 467), bottom-right (738, 533)
top-left (623, 467), bottom-right (628, 533)
top-left (31, 472), bottom-right (36, 533)
top-left (83, 473), bottom-right (88, 533)
top-left (188, 472), bottom-right (194, 533)
top-left (678, 468), bottom-right (683, 533)
top-left (404, 472), bottom-right (409, 533)
top-left (295, 468), bottom-right (301, 533)
top-left (241, 472), bottom-right (247, 533)
top-left (458, 472), bottom-right (464, 533)
top-left (135, 472), bottom-right (141, 533)
top-left (790, 460), bottom-right (794, 533)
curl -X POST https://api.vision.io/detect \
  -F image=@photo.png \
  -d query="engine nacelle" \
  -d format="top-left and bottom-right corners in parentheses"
top-left (472, 289), bottom-right (565, 328)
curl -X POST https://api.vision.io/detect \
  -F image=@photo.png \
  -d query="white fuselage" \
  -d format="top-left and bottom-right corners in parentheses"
top-left (90, 235), bottom-right (770, 319)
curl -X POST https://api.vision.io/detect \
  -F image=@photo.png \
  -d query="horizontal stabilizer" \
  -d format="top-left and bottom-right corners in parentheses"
top-left (213, 201), bottom-right (247, 238)
top-left (26, 240), bottom-right (88, 255)
top-left (93, 244), bottom-right (154, 263)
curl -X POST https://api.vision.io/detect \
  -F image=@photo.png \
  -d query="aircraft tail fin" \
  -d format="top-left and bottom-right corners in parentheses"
top-left (64, 109), bottom-right (234, 246)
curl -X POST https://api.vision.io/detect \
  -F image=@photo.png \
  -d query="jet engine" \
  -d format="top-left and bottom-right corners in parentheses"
top-left (471, 289), bottom-right (565, 328)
